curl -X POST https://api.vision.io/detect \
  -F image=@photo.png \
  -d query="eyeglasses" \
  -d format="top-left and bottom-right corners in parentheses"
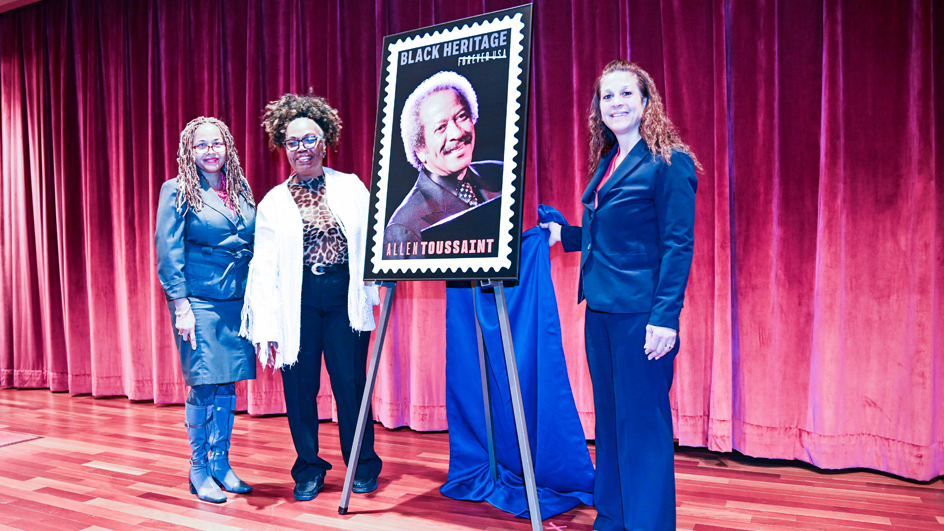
top-left (193, 141), bottom-right (225, 154)
top-left (285, 135), bottom-right (323, 152)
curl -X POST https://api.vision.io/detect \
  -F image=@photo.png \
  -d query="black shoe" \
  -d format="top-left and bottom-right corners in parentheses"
top-left (293, 473), bottom-right (325, 501)
top-left (352, 476), bottom-right (377, 494)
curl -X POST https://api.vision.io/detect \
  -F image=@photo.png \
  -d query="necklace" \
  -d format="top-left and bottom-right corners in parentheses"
top-left (214, 186), bottom-right (235, 214)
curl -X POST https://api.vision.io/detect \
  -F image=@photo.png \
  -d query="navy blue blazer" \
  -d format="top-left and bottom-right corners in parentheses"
top-left (561, 139), bottom-right (697, 330)
top-left (155, 178), bottom-right (255, 301)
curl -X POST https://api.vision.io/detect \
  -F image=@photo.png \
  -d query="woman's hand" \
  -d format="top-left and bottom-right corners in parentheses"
top-left (173, 298), bottom-right (197, 350)
top-left (644, 324), bottom-right (677, 360)
top-left (539, 221), bottom-right (562, 246)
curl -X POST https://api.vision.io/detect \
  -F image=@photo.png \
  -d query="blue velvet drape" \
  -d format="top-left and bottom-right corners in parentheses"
top-left (442, 227), bottom-right (594, 518)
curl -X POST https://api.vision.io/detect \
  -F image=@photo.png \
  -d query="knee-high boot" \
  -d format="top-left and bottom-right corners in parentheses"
top-left (208, 394), bottom-right (252, 493)
top-left (185, 403), bottom-right (227, 503)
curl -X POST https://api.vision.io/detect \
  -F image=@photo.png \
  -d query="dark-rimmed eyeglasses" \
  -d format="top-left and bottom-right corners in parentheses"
top-left (285, 135), bottom-right (323, 152)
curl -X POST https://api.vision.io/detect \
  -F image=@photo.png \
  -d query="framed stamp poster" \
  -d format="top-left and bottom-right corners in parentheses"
top-left (364, 4), bottom-right (533, 281)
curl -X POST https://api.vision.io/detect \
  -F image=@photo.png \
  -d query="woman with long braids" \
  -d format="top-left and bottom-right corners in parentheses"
top-left (542, 60), bottom-right (700, 530)
top-left (240, 93), bottom-right (381, 502)
top-left (155, 117), bottom-right (257, 504)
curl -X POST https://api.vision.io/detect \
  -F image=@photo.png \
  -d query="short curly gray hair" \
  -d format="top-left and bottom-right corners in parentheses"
top-left (400, 71), bottom-right (479, 170)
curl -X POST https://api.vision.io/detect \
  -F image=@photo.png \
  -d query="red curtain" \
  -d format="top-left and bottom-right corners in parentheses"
top-left (1, 0), bottom-right (941, 481)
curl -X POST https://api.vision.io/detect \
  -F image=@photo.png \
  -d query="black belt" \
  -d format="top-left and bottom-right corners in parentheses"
top-left (306, 263), bottom-right (348, 275)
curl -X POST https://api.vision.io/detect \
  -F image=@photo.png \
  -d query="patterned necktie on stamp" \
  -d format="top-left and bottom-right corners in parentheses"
top-left (457, 181), bottom-right (479, 206)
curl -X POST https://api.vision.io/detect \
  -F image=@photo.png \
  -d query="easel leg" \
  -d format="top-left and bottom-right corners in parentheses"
top-left (492, 282), bottom-right (543, 530)
top-left (472, 289), bottom-right (499, 481)
top-left (338, 282), bottom-right (397, 515)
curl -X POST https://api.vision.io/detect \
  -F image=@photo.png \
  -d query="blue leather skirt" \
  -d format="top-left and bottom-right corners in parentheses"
top-left (166, 297), bottom-right (256, 386)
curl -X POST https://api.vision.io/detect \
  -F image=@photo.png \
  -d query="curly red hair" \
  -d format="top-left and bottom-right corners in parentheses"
top-left (588, 60), bottom-right (702, 176)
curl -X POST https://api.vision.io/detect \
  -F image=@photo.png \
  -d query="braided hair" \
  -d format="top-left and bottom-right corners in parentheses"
top-left (174, 116), bottom-right (255, 216)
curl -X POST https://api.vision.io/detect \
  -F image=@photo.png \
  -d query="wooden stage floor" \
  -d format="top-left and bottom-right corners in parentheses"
top-left (0, 388), bottom-right (941, 531)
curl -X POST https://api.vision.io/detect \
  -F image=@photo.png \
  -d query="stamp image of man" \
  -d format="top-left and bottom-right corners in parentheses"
top-left (383, 71), bottom-right (502, 259)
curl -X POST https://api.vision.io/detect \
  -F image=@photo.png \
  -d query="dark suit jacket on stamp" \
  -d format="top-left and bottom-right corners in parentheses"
top-left (383, 161), bottom-right (502, 259)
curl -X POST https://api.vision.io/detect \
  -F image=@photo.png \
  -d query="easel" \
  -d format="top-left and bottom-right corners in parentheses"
top-left (338, 280), bottom-right (543, 531)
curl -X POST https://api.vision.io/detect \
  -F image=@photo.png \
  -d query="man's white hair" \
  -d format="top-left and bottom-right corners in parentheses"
top-left (400, 71), bottom-right (479, 170)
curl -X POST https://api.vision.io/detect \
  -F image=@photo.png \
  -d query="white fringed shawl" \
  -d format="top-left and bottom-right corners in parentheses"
top-left (240, 168), bottom-right (379, 369)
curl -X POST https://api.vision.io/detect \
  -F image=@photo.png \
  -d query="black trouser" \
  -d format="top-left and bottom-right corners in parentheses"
top-left (281, 268), bottom-right (382, 484)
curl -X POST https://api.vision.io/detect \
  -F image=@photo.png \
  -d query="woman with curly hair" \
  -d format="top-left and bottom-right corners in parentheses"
top-left (541, 60), bottom-right (699, 530)
top-left (155, 116), bottom-right (256, 503)
top-left (240, 93), bottom-right (381, 501)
